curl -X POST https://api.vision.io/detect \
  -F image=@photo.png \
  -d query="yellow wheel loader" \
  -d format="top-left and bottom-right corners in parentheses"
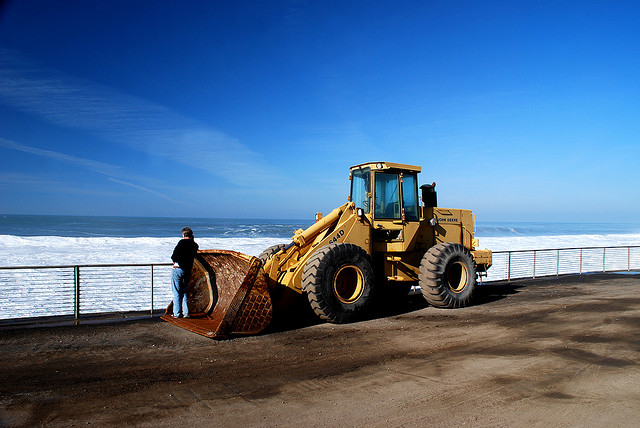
top-left (162, 162), bottom-right (492, 338)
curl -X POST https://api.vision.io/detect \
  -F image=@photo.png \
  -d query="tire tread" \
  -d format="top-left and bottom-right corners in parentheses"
top-left (419, 242), bottom-right (477, 309)
top-left (302, 243), bottom-right (374, 323)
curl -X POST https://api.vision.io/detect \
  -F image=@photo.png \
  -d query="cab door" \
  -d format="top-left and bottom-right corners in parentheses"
top-left (372, 171), bottom-right (420, 251)
top-left (399, 172), bottom-right (422, 253)
top-left (372, 171), bottom-right (422, 281)
top-left (372, 171), bottom-right (403, 246)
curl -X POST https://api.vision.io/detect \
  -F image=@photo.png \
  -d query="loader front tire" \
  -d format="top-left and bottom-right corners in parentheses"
top-left (303, 243), bottom-right (375, 323)
top-left (419, 243), bottom-right (476, 308)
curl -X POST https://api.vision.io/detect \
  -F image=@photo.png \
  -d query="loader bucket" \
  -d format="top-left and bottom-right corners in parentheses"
top-left (161, 249), bottom-right (273, 338)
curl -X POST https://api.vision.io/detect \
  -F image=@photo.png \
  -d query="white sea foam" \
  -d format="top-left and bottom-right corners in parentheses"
top-left (1, 233), bottom-right (639, 320)
top-left (0, 236), bottom-right (286, 319)
top-left (1, 233), bottom-right (639, 268)
top-left (477, 233), bottom-right (640, 252)
top-left (0, 235), bottom-right (286, 267)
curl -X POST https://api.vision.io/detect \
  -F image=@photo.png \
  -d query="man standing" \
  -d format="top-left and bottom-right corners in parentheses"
top-left (171, 227), bottom-right (199, 318)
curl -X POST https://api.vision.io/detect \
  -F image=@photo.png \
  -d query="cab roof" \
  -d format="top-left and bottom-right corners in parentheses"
top-left (350, 162), bottom-right (421, 173)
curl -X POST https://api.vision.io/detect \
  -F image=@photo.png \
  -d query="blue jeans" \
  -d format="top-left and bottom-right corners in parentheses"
top-left (171, 267), bottom-right (189, 317)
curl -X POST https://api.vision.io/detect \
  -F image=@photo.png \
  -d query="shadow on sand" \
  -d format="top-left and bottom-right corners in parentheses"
top-left (264, 280), bottom-right (525, 336)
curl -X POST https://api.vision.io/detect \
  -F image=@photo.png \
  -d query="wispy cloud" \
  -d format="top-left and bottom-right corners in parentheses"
top-left (0, 137), bottom-right (184, 203)
top-left (0, 172), bottom-right (61, 188)
top-left (0, 172), bottom-right (116, 196)
top-left (0, 137), bottom-right (122, 176)
top-left (107, 177), bottom-right (184, 204)
top-left (0, 48), bottom-right (277, 186)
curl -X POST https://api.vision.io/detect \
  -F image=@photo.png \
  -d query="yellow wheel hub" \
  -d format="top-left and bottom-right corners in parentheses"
top-left (333, 265), bottom-right (364, 304)
top-left (447, 261), bottom-right (469, 293)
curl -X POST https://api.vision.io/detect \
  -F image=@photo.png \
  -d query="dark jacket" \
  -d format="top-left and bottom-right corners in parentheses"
top-left (171, 238), bottom-right (199, 272)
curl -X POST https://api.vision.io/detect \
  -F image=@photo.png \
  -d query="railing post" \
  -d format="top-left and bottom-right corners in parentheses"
top-left (507, 252), bottom-right (511, 282)
top-left (628, 247), bottom-right (631, 273)
top-left (603, 248), bottom-right (606, 273)
top-left (533, 250), bottom-right (536, 279)
top-left (74, 266), bottom-right (80, 325)
top-left (579, 248), bottom-right (583, 274)
top-left (556, 249), bottom-right (560, 276)
top-left (151, 265), bottom-right (154, 317)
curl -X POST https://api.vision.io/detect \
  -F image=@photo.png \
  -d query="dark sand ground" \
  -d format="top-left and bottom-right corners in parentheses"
top-left (1, 273), bottom-right (639, 427)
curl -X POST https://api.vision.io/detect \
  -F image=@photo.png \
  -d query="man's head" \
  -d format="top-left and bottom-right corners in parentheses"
top-left (182, 227), bottom-right (194, 239)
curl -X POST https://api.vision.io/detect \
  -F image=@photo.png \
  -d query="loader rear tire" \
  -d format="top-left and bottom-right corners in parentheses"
top-left (258, 244), bottom-right (286, 265)
top-left (303, 243), bottom-right (375, 323)
top-left (419, 243), bottom-right (476, 308)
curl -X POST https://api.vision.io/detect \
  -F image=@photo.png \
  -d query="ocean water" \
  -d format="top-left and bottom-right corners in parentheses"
top-left (1, 214), bottom-right (639, 267)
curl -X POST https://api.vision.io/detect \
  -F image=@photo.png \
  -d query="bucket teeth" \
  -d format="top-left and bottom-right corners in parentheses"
top-left (162, 249), bottom-right (272, 338)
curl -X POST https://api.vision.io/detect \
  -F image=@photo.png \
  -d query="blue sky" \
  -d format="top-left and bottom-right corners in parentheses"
top-left (0, 1), bottom-right (638, 222)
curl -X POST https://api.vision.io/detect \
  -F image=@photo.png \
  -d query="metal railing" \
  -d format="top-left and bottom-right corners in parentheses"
top-left (486, 245), bottom-right (640, 282)
top-left (0, 262), bottom-right (173, 323)
top-left (0, 245), bottom-right (638, 324)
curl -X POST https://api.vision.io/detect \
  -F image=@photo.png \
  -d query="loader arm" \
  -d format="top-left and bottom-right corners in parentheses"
top-left (291, 203), bottom-right (348, 247)
top-left (263, 202), bottom-right (371, 293)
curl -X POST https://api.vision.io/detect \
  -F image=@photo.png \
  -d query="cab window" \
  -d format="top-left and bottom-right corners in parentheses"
top-left (402, 174), bottom-right (419, 221)
top-left (350, 168), bottom-right (371, 214)
top-left (375, 173), bottom-right (401, 219)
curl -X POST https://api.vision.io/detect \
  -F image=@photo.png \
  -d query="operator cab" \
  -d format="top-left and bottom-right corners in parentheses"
top-left (350, 161), bottom-right (425, 255)
top-left (350, 162), bottom-right (421, 223)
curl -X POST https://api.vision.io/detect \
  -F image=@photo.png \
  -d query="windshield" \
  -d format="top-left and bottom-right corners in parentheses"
top-left (350, 168), bottom-right (371, 214)
top-left (374, 172), bottom-right (401, 219)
